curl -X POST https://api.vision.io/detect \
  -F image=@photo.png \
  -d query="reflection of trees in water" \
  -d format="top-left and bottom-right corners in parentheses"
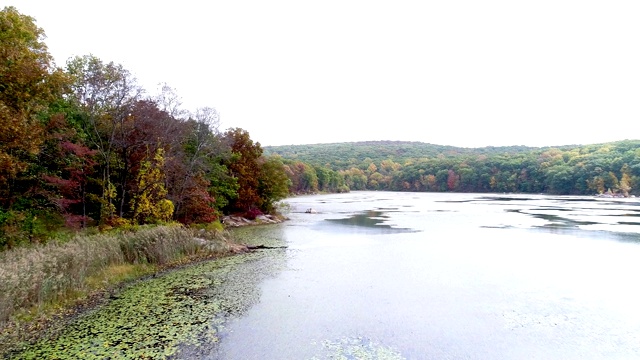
top-left (504, 206), bottom-right (640, 243)
top-left (328, 211), bottom-right (390, 228)
top-left (326, 211), bottom-right (418, 233)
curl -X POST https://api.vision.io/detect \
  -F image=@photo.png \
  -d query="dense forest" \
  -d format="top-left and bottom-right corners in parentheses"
top-left (0, 7), bottom-right (292, 248)
top-left (265, 140), bottom-right (640, 196)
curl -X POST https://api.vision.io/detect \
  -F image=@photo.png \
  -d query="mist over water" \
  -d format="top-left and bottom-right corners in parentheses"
top-left (216, 192), bottom-right (640, 359)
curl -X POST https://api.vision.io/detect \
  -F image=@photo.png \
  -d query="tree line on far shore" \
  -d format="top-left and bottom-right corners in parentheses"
top-left (267, 140), bottom-right (640, 197)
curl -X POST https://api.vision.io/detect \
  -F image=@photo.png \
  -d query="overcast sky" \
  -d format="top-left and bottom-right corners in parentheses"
top-left (10, 1), bottom-right (640, 148)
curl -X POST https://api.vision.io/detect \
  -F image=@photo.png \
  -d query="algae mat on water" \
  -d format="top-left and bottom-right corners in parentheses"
top-left (310, 337), bottom-right (405, 360)
top-left (14, 247), bottom-right (288, 359)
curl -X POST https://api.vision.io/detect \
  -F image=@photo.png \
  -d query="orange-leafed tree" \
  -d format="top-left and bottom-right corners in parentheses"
top-left (0, 6), bottom-right (66, 206)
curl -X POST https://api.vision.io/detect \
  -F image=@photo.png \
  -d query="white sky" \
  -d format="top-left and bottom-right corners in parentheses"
top-left (9, 0), bottom-right (640, 148)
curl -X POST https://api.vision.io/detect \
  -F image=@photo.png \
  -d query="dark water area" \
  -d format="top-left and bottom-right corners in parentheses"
top-left (323, 210), bottom-right (419, 234)
top-left (215, 192), bottom-right (640, 359)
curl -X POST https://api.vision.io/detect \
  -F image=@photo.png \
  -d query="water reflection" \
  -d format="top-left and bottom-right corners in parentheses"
top-left (324, 210), bottom-right (419, 234)
top-left (506, 209), bottom-right (599, 228)
top-left (488, 197), bottom-right (639, 243)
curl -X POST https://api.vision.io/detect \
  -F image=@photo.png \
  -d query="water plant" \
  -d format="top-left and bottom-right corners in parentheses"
top-left (10, 228), bottom-right (288, 359)
top-left (310, 337), bottom-right (405, 360)
top-left (0, 224), bottom-right (240, 355)
top-left (13, 256), bottom-right (240, 359)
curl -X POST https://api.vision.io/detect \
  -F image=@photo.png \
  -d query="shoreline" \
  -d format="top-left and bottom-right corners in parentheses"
top-left (0, 217), bottom-right (287, 357)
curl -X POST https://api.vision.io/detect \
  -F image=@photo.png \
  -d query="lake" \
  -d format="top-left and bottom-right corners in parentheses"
top-left (214, 191), bottom-right (640, 359)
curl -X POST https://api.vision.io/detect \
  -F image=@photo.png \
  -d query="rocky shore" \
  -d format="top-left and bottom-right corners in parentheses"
top-left (221, 214), bottom-right (287, 227)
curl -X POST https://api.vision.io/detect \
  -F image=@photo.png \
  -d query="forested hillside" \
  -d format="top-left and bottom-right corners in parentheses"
top-left (265, 141), bottom-right (560, 167)
top-left (265, 140), bottom-right (640, 196)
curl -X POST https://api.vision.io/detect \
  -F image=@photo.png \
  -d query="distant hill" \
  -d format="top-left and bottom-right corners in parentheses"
top-left (264, 140), bottom-right (563, 168)
top-left (264, 140), bottom-right (640, 195)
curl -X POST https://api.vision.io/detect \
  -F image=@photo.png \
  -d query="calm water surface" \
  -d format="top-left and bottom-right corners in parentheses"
top-left (215, 192), bottom-right (640, 359)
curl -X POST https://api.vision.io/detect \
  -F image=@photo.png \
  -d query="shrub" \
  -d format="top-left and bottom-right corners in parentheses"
top-left (244, 207), bottom-right (263, 220)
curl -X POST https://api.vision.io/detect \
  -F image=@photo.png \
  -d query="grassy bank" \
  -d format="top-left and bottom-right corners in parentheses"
top-left (0, 224), bottom-right (244, 354)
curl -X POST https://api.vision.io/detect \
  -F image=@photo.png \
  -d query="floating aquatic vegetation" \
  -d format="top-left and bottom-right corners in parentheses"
top-left (309, 336), bottom-right (405, 360)
top-left (14, 233), bottom-right (289, 359)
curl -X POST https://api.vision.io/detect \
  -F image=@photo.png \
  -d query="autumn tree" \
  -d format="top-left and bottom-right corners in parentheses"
top-left (368, 172), bottom-right (384, 190)
top-left (619, 164), bottom-right (632, 197)
top-left (40, 113), bottom-right (98, 228)
top-left (283, 161), bottom-right (319, 193)
top-left (447, 169), bottom-right (459, 191)
top-left (65, 54), bottom-right (142, 222)
top-left (130, 148), bottom-right (173, 224)
top-left (341, 167), bottom-right (367, 190)
top-left (605, 172), bottom-right (619, 194)
top-left (223, 128), bottom-right (263, 213)
top-left (168, 107), bottom-right (231, 223)
top-left (112, 99), bottom-right (184, 219)
top-left (0, 7), bottom-right (66, 206)
top-left (424, 174), bottom-right (437, 191)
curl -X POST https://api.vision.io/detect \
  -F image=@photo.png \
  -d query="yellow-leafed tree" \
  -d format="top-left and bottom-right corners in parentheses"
top-left (131, 148), bottom-right (174, 224)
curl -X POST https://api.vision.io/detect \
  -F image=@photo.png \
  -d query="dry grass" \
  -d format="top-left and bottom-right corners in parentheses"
top-left (85, 263), bottom-right (156, 290)
top-left (0, 224), bottom-right (238, 326)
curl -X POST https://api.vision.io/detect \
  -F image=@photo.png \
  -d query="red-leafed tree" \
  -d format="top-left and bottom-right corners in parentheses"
top-left (38, 113), bottom-right (98, 228)
top-left (223, 128), bottom-right (264, 213)
top-left (447, 169), bottom-right (459, 191)
top-left (42, 141), bottom-right (97, 228)
top-left (172, 173), bottom-right (217, 224)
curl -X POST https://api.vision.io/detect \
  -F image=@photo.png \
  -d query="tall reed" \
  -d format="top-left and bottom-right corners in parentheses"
top-left (0, 225), bottom-right (234, 325)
